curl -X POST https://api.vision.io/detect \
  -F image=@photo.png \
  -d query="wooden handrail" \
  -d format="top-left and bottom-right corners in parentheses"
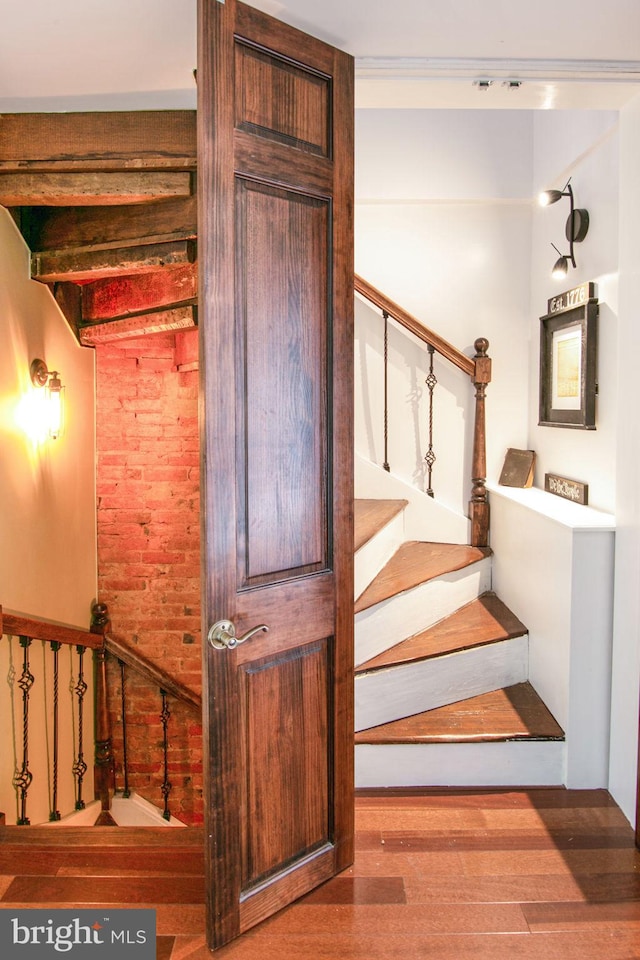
top-left (354, 274), bottom-right (491, 547)
top-left (0, 605), bottom-right (102, 649)
top-left (355, 274), bottom-right (476, 378)
top-left (104, 634), bottom-right (202, 710)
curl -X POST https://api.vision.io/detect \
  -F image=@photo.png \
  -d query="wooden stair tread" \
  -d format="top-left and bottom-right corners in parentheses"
top-left (355, 541), bottom-right (491, 613)
top-left (354, 683), bottom-right (565, 744)
top-left (354, 498), bottom-right (408, 551)
top-left (356, 593), bottom-right (527, 673)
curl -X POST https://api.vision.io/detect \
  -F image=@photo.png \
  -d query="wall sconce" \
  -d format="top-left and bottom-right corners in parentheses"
top-left (30, 359), bottom-right (65, 439)
top-left (538, 178), bottom-right (589, 279)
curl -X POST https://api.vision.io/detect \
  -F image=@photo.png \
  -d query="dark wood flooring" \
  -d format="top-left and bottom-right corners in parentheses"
top-left (2, 789), bottom-right (639, 958)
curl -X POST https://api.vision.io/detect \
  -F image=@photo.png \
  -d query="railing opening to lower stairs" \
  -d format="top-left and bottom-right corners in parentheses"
top-left (355, 275), bottom-right (491, 547)
top-left (0, 602), bottom-right (201, 827)
top-left (94, 604), bottom-right (202, 825)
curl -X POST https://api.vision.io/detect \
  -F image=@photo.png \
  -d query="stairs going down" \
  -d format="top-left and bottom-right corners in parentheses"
top-left (353, 498), bottom-right (565, 789)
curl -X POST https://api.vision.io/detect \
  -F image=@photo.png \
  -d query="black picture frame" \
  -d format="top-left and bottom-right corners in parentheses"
top-left (539, 297), bottom-right (598, 430)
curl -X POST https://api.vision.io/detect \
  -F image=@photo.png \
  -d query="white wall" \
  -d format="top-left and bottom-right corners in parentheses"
top-left (355, 109), bottom-right (533, 505)
top-left (0, 208), bottom-right (97, 823)
top-left (529, 111), bottom-right (619, 513)
top-left (490, 484), bottom-right (615, 789)
top-left (609, 92), bottom-right (640, 825)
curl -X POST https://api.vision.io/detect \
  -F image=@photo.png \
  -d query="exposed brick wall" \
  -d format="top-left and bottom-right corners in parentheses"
top-left (95, 334), bottom-right (202, 825)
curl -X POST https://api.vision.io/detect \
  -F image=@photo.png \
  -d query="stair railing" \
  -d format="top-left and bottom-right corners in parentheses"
top-left (0, 604), bottom-right (103, 826)
top-left (1, 602), bottom-right (201, 826)
top-left (354, 274), bottom-right (492, 547)
top-left (90, 603), bottom-right (201, 824)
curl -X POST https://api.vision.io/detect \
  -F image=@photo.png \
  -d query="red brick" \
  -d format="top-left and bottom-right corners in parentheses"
top-left (96, 335), bottom-right (202, 824)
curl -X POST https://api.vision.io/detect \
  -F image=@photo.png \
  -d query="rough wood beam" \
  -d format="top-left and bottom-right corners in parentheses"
top-left (0, 111), bottom-right (196, 166)
top-left (0, 171), bottom-right (193, 206)
top-left (174, 328), bottom-right (199, 372)
top-left (51, 282), bottom-right (83, 340)
top-left (81, 263), bottom-right (198, 320)
top-left (26, 196), bottom-right (197, 252)
top-left (31, 240), bottom-right (197, 283)
top-left (79, 304), bottom-right (197, 345)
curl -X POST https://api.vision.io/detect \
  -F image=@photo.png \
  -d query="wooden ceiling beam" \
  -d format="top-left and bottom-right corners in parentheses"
top-left (81, 263), bottom-right (198, 321)
top-left (24, 196), bottom-right (197, 252)
top-left (0, 111), bottom-right (196, 166)
top-left (51, 282), bottom-right (83, 341)
top-left (0, 171), bottom-right (193, 206)
top-left (174, 329), bottom-right (199, 372)
top-left (79, 304), bottom-right (197, 345)
top-left (31, 240), bottom-right (196, 283)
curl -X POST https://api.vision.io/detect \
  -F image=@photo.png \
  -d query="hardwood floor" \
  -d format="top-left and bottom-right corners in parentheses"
top-left (1, 790), bottom-right (639, 959)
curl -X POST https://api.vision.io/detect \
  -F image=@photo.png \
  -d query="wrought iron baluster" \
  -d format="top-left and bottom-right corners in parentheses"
top-left (13, 636), bottom-right (34, 825)
top-left (119, 659), bottom-right (130, 798)
top-left (424, 344), bottom-right (437, 498)
top-left (6, 637), bottom-right (19, 824)
top-left (49, 641), bottom-right (61, 821)
top-left (160, 690), bottom-right (172, 821)
top-left (383, 310), bottom-right (390, 472)
top-left (72, 644), bottom-right (88, 810)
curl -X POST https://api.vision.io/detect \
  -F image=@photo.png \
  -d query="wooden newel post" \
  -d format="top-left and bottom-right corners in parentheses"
top-left (91, 602), bottom-right (116, 825)
top-left (470, 337), bottom-right (491, 548)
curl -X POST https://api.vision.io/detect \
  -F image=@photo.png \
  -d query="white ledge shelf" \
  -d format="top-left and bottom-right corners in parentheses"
top-left (487, 481), bottom-right (616, 532)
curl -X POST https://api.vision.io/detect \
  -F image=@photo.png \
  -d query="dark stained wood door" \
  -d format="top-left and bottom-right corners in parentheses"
top-left (197, 0), bottom-right (354, 949)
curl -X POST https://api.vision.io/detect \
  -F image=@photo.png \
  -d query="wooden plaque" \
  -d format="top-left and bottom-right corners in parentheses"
top-left (545, 473), bottom-right (589, 505)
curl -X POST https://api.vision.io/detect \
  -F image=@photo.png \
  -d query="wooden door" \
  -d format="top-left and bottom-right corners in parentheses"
top-left (197, 0), bottom-right (354, 949)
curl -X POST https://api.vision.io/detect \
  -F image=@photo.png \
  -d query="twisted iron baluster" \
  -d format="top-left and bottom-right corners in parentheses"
top-left (49, 641), bottom-right (61, 821)
top-left (424, 344), bottom-right (437, 498)
top-left (72, 645), bottom-right (88, 810)
top-left (119, 659), bottom-right (130, 798)
top-left (13, 636), bottom-right (34, 825)
top-left (160, 690), bottom-right (172, 821)
top-left (6, 638), bottom-right (20, 824)
top-left (383, 310), bottom-right (390, 472)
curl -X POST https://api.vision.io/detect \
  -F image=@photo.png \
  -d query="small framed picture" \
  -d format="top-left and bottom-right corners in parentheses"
top-left (539, 286), bottom-right (598, 429)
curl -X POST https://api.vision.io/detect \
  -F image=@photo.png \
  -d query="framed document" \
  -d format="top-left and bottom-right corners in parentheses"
top-left (539, 282), bottom-right (598, 429)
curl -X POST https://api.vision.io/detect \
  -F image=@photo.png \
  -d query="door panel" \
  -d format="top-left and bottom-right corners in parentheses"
top-left (198, 0), bottom-right (354, 950)
top-left (236, 178), bottom-right (329, 586)
top-left (240, 639), bottom-right (329, 885)
top-left (235, 42), bottom-right (331, 155)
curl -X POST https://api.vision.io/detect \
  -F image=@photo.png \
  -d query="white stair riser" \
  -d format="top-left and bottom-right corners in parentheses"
top-left (355, 510), bottom-right (406, 600)
top-left (355, 740), bottom-right (565, 788)
top-left (355, 558), bottom-right (492, 665)
top-left (355, 634), bottom-right (528, 730)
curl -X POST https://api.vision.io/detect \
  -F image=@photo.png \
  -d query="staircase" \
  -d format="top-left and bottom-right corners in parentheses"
top-left (354, 497), bottom-right (565, 788)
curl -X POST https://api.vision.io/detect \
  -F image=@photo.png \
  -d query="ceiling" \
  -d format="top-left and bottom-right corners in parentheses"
top-left (1, 0), bottom-right (639, 111)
